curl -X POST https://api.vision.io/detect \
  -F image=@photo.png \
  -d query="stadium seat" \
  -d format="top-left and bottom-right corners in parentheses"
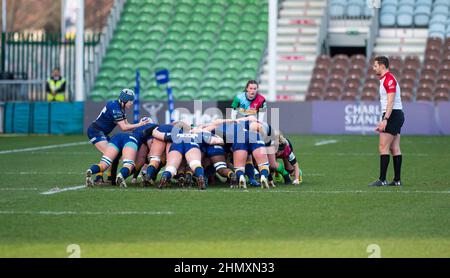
top-left (397, 6), bottom-right (414, 27)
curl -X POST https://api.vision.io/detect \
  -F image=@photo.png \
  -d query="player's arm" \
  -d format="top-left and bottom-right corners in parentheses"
top-left (231, 96), bottom-right (240, 119)
top-left (377, 77), bottom-right (397, 132)
top-left (208, 134), bottom-right (224, 145)
top-left (385, 93), bottom-right (395, 120)
top-left (116, 118), bottom-right (149, 131)
top-left (292, 162), bottom-right (300, 184)
top-left (257, 100), bottom-right (267, 122)
top-left (202, 132), bottom-right (224, 145)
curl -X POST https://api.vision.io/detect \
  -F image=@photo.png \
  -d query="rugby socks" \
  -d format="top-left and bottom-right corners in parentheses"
top-left (161, 171), bottom-right (172, 180)
top-left (194, 166), bottom-right (205, 179)
top-left (379, 154), bottom-right (390, 181)
top-left (393, 155), bottom-right (402, 182)
top-left (235, 168), bottom-right (245, 181)
top-left (119, 167), bottom-right (131, 179)
top-left (258, 163), bottom-right (270, 179)
top-left (132, 165), bottom-right (141, 179)
top-left (146, 165), bottom-right (157, 180)
top-left (90, 164), bottom-right (102, 175)
top-left (245, 163), bottom-right (256, 182)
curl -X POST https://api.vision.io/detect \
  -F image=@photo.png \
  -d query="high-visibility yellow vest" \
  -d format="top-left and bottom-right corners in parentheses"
top-left (47, 77), bottom-right (66, 102)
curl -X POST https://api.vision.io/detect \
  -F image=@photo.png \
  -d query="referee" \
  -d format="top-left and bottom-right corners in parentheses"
top-left (369, 56), bottom-right (405, 186)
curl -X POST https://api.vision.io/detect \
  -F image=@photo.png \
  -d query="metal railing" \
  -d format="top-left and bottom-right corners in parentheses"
top-left (2, 32), bottom-right (100, 102)
top-left (0, 80), bottom-right (45, 102)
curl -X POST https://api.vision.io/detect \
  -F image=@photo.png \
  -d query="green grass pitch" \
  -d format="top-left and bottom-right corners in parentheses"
top-left (0, 134), bottom-right (449, 257)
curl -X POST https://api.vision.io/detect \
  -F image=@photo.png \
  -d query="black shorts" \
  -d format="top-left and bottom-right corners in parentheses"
top-left (382, 110), bottom-right (405, 135)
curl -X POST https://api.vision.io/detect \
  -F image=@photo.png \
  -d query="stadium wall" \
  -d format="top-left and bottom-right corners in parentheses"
top-left (83, 101), bottom-right (450, 136)
top-left (3, 102), bottom-right (84, 134)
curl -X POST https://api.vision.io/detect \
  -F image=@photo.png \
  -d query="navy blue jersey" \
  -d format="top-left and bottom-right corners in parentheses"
top-left (91, 100), bottom-right (126, 135)
top-left (132, 123), bottom-right (158, 147)
top-left (213, 122), bottom-right (264, 153)
top-left (213, 122), bottom-right (248, 144)
top-left (173, 131), bottom-right (213, 145)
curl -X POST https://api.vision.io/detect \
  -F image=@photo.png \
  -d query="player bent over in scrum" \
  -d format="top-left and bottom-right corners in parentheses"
top-left (159, 131), bottom-right (224, 190)
top-left (86, 133), bottom-right (139, 188)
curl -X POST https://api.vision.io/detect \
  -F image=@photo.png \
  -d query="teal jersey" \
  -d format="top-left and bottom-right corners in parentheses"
top-left (231, 92), bottom-right (267, 117)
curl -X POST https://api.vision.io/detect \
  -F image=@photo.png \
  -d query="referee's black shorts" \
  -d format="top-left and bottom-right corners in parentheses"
top-left (382, 110), bottom-right (405, 136)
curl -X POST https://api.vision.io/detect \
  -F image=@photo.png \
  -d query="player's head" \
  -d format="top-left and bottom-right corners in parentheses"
top-left (51, 67), bottom-right (61, 78)
top-left (244, 80), bottom-right (259, 100)
top-left (118, 88), bottom-right (135, 108)
top-left (373, 56), bottom-right (389, 76)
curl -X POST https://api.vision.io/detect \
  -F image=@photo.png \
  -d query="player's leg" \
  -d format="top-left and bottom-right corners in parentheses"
top-left (281, 158), bottom-right (294, 184)
top-left (389, 134), bottom-right (402, 186)
top-left (116, 142), bottom-right (138, 188)
top-left (185, 147), bottom-right (206, 190)
top-left (159, 146), bottom-right (182, 189)
top-left (370, 132), bottom-right (395, 186)
top-left (145, 139), bottom-right (166, 184)
top-left (251, 146), bottom-right (270, 189)
top-left (92, 140), bottom-right (109, 184)
top-left (233, 149), bottom-right (248, 189)
top-left (210, 155), bottom-right (236, 186)
top-left (86, 145), bottom-right (118, 187)
top-left (245, 155), bottom-right (260, 187)
top-left (131, 144), bottom-right (149, 185)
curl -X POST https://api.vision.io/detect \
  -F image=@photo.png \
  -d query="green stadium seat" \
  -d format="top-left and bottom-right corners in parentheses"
top-left (141, 90), bottom-right (163, 101)
top-left (204, 69), bottom-right (222, 79)
top-left (154, 12), bottom-right (171, 23)
top-left (204, 22), bottom-right (221, 33)
top-left (172, 59), bottom-right (190, 70)
top-left (193, 50), bottom-right (210, 61)
top-left (194, 5), bottom-right (209, 15)
top-left (219, 31), bottom-right (236, 41)
top-left (207, 14), bottom-right (223, 23)
top-left (179, 40), bottom-right (197, 50)
top-left (170, 21), bottom-right (189, 32)
top-left (92, 0), bottom-right (268, 101)
top-left (201, 31), bottom-right (216, 42)
top-left (185, 68), bottom-right (203, 80)
top-left (227, 5), bottom-right (242, 15)
top-left (173, 13), bottom-right (192, 24)
top-left (182, 30), bottom-right (200, 41)
top-left (223, 23), bottom-right (240, 33)
top-left (206, 60), bottom-right (224, 70)
top-left (216, 91), bottom-right (233, 101)
top-left (170, 68), bottom-right (186, 79)
top-left (188, 59), bottom-right (207, 70)
top-left (179, 86), bottom-right (198, 97)
top-left (175, 91), bottom-right (195, 101)
top-left (210, 5), bottom-right (225, 15)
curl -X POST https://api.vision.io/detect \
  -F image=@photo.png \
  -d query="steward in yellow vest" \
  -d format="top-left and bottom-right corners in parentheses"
top-left (46, 67), bottom-right (66, 102)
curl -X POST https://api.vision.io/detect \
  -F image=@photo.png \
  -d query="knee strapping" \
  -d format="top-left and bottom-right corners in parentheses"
top-left (189, 160), bottom-right (202, 170)
top-left (123, 159), bottom-right (135, 168)
top-left (258, 162), bottom-right (270, 172)
top-left (214, 162), bottom-right (227, 171)
top-left (101, 156), bottom-right (113, 166)
top-left (165, 166), bottom-right (177, 176)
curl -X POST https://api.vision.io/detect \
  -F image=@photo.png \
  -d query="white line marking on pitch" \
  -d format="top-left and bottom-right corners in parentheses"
top-left (5, 171), bottom-right (83, 175)
top-left (0, 211), bottom-right (174, 216)
top-left (0, 141), bottom-right (89, 155)
top-left (0, 188), bottom-right (39, 191)
top-left (314, 140), bottom-right (338, 146)
top-left (40, 185), bottom-right (86, 195)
